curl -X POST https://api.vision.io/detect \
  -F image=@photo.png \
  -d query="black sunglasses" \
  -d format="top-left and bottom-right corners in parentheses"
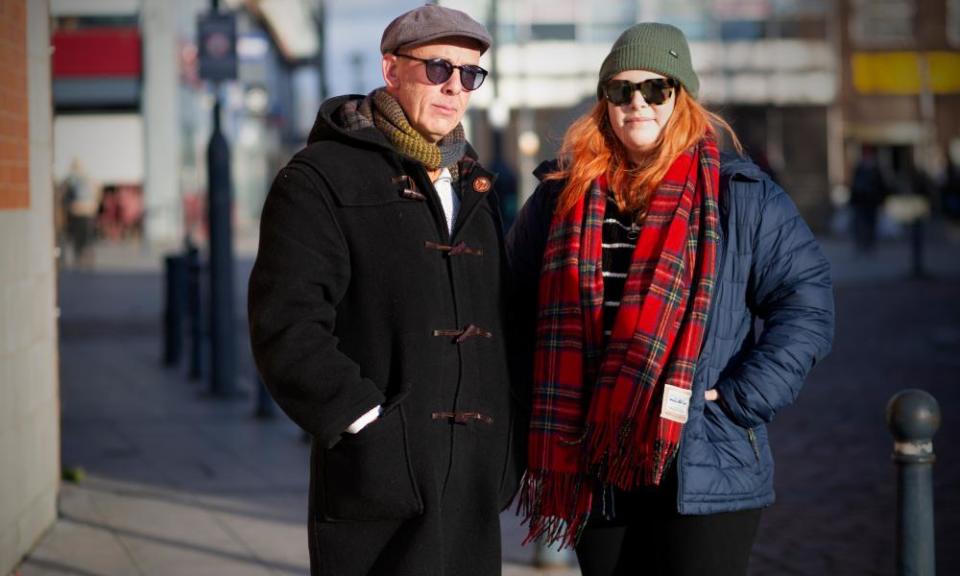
top-left (603, 78), bottom-right (677, 106)
top-left (394, 53), bottom-right (488, 91)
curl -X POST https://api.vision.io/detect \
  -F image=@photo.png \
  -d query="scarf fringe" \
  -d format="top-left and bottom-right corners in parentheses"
top-left (518, 470), bottom-right (592, 550)
top-left (586, 420), bottom-right (679, 488)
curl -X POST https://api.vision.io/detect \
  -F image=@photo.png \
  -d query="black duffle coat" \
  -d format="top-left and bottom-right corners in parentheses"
top-left (248, 95), bottom-right (523, 576)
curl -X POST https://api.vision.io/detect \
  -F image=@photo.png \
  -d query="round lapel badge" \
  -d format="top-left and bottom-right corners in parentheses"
top-left (473, 176), bottom-right (492, 193)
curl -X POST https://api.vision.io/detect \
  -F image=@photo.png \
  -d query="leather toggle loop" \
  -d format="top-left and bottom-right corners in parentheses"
top-left (431, 411), bottom-right (494, 425)
top-left (393, 175), bottom-right (425, 200)
top-left (432, 323), bottom-right (493, 343)
top-left (424, 240), bottom-right (483, 257)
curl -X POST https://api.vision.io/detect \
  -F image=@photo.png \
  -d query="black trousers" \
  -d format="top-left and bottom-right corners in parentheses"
top-left (575, 468), bottom-right (761, 576)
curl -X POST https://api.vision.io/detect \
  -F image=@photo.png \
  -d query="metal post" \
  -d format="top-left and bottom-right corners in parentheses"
top-left (486, 0), bottom-right (502, 191)
top-left (886, 389), bottom-right (941, 576)
top-left (484, 0), bottom-right (518, 224)
top-left (207, 92), bottom-right (237, 397)
top-left (163, 253), bottom-right (187, 366)
top-left (186, 242), bottom-right (204, 381)
top-left (316, 0), bottom-right (328, 101)
top-left (910, 218), bottom-right (926, 279)
top-left (195, 0), bottom-right (237, 395)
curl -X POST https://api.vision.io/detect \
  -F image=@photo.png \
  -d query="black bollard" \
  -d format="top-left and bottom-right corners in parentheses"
top-left (886, 389), bottom-right (941, 576)
top-left (186, 244), bottom-right (205, 381)
top-left (163, 254), bottom-right (188, 366)
top-left (910, 218), bottom-right (926, 279)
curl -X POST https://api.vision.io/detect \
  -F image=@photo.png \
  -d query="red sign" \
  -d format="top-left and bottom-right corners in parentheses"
top-left (52, 27), bottom-right (142, 78)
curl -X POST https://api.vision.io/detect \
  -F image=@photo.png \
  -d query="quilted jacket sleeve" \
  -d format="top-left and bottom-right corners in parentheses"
top-left (715, 179), bottom-right (835, 428)
top-left (504, 176), bottom-right (560, 410)
top-left (248, 162), bottom-right (386, 447)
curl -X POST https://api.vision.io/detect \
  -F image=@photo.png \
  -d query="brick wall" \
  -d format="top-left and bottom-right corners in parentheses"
top-left (0, 0), bottom-right (30, 210)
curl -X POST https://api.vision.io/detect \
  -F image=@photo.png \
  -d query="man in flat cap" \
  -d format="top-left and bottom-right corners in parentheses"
top-left (249, 5), bottom-right (523, 575)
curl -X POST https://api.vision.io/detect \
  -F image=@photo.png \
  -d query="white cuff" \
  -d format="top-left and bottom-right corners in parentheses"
top-left (345, 405), bottom-right (382, 434)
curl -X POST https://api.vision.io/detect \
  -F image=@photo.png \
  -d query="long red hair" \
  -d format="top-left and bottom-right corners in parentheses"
top-left (548, 87), bottom-right (742, 215)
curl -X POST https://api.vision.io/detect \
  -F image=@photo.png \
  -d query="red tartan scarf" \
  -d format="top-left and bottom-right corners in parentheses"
top-left (520, 136), bottom-right (721, 548)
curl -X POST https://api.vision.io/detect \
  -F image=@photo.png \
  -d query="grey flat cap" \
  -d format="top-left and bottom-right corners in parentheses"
top-left (380, 5), bottom-right (491, 55)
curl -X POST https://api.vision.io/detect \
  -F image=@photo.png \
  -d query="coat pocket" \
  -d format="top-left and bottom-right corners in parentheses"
top-left (702, 399), bottom-right (762, 470)
top-left (321, 403), bottom-right (423, 521)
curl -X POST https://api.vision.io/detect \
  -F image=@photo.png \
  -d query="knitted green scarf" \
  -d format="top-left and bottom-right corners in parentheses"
top-left (342, 89), bottom-right (466, 171)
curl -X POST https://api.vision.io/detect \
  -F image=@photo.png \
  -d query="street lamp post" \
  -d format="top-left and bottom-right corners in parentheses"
top-left (199, 0), bottom-right (238, 398)
top-left (207, 94), bottom-right (236, 398)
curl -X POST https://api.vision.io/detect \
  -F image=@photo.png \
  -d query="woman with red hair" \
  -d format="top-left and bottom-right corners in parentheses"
top-left (507, 23), bottom-right (834, 576)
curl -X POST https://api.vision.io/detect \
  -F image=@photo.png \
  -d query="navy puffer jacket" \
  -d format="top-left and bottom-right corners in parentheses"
top-left (506, 154), bottom-right (835, 514)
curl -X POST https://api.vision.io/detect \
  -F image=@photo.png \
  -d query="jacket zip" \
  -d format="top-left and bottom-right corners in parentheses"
top-left (709, 174), bottom-right (761, 466)
top-left (747, 428), bottom-right (761, 462)
top-left (676, 190), bottom-right (729, 513)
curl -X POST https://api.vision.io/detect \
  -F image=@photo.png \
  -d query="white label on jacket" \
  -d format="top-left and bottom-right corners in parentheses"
top-left (660, 384), bottom-right (692, 424)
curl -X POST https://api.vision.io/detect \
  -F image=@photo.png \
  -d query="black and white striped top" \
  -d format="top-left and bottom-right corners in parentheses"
top-left (602, 194), bottom-right (641, 341)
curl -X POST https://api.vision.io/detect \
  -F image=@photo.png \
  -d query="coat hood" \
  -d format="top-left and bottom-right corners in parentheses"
top-left (306, 94), bottom-right (393, 151)
top-left (718, 151), bottom-right (765, 181)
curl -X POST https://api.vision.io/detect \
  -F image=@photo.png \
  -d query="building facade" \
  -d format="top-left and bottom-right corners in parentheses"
top-left (840, 0), bottom-right (960, 202)
top-left (442, 0), bottom-right (839, 229)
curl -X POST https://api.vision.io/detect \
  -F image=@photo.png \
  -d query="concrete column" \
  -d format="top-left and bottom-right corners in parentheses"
top-left (141, 0), bottom-right (182, 246)
top-left (0, 0), bottom-right (59, 573)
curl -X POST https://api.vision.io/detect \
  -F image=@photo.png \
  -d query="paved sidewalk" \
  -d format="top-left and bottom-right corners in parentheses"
top-left (12, 222), bottom-right (960, 575)
top-left (14, 254), bottom-right (577, 575)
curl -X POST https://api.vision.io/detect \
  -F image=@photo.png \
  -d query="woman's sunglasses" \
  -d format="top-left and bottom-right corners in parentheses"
top-left (395, 53), bottom-right (488, 91)
top-left (603, 78), bottom-right (678, 106)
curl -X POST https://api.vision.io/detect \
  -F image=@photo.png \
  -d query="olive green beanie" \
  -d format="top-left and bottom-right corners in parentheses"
top-left (597, 22), bottom-right (699, 100)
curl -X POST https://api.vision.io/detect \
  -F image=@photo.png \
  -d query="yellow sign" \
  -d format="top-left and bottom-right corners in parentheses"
top-left (853, 51), bottom-right (960, 95)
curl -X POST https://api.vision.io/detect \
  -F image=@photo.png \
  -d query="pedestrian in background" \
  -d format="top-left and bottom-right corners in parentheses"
top-left (62, 158), bottom-right (100, 268)
top-left (941, 157), bottom-right (960, 220)
top-left (849, 145), bottom-right (890, 253)
top-left (248, 5), bottom-right (522, 575)
top-left (507, 23), bottom-right (835, 576)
